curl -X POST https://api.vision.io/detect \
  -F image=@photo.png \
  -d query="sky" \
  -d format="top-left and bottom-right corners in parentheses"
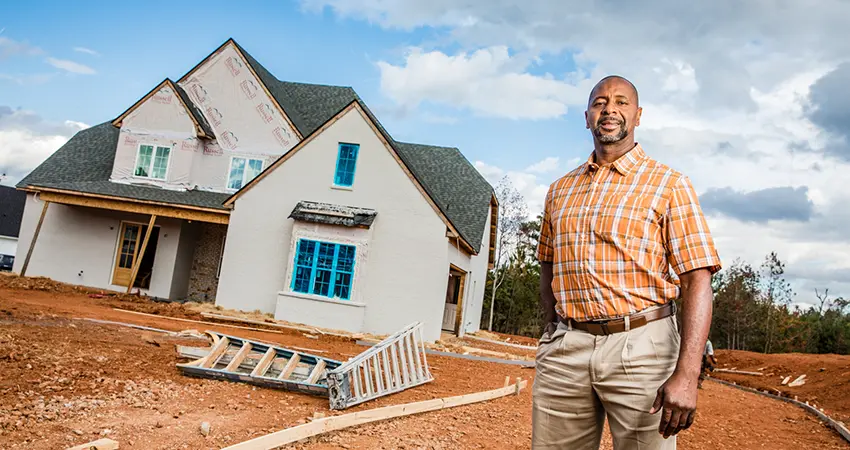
top-left (1, 1), bottom-right (849, 308)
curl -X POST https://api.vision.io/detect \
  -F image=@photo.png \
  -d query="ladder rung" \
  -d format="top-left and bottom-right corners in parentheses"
top-left (307, 359), bottom-right (326, 384)
top-left (201, 336), bottom-right (230, 369)
top-left (251, 348), bottom-right (276, 377)
top-left (225, 342), bottom-right (253, 372)
top-left (277, 353), bottom-right (301, 380)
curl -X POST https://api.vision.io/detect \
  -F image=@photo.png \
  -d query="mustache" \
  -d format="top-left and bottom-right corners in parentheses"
top-left (597, 117), bottom-right (623, 126)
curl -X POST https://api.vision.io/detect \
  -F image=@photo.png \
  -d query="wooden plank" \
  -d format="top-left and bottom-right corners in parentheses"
top-left (199, 312), bottom-right (352, 338)
top-left (226, 342), bottom-right (253, 372)
top-left (251, 348), bottom-right (277, 377)
top-left (66, 438), bottom-right (120, 450)
top-left (201, 336), bottom-right (230, 369)
top-left (464, 334), bottom-right (537, 350)
top-left (114, 308), bottom-right (292, 336)
top-left (356, 340), bottom-right (536, 368)
top-left (221, 378), bottom-right (528, 450)
top-left (126, 215), bottom-right (157, 294)
top-left (35, 190), bottom-right (229, 224)
top-left (277, 353), bottom-right (301, 380)
top-left (307, 359), bottom-right (326, 384)
top-left (19, 200), bottom-right (49, 277)
top-left (714, 368), bottom-right (764, 376)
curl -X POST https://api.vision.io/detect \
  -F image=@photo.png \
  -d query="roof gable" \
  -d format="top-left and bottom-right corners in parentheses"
top-left (112, 79), bottom-right (213, 138)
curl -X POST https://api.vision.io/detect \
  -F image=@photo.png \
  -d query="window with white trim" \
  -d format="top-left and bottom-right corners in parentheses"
top-left (134, 144), bottom-right (171, 180)
top-left (228, 156), bottom-right (264, 190)
top-left (291, 239), bottom-right (356, 300)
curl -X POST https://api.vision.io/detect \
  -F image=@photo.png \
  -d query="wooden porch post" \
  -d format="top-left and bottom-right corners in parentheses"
top-left (126, 215), bottom-right (157, 294)
top-left (19, 200), bottom-right (50, 277)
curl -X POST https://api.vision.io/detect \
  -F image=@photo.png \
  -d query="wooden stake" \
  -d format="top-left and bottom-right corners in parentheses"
top-left (126, 215), bottom-right (157, 293)
top-left (19, 200), bottom-right (49, 277)
top-left (222, 378), bottom-right (529, 450)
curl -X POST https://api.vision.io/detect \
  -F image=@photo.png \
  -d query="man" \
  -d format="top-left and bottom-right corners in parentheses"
top-left (533, 75), bottom-right (721, 449)
top-left (698, 339), bottom-right (718, 389)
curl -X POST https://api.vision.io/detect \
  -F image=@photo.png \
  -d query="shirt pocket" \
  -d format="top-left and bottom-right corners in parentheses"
top-left (591, 198), bottom-right (663, 261)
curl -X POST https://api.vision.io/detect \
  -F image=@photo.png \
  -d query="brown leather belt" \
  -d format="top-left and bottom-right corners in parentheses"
top-left (558, 301), bottom-right (677, 336)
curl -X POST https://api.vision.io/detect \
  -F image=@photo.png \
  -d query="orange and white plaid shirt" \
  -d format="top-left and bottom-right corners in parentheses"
top-left (537, 143), bottom-right (722, 322)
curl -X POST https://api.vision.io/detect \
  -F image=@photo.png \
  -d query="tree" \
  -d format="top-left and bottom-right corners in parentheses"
top-left (759, 252), bottom-right (794, 353)
top-left (487, 176), bottom-right (528, 331)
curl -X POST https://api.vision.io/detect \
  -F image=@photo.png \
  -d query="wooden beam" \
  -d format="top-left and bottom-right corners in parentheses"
top-left (126, 215), bottom-right (157, 294)
top-left (19, 200), bottom-right (50, 277)
top-left (221, 378), bottom-right (528, 450)
top-left (34, 190), bottom-right (229, 224)
top-left (225, 342), bottom-right (253, 372)
top-left (251, 348), bottom-right (277, 377)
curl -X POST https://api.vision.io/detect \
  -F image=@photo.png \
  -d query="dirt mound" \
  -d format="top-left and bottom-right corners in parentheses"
top-left (712, 349), bottom-right (850, 422)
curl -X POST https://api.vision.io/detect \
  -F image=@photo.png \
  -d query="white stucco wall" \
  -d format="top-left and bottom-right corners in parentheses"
top-left (170, 221), bottom-right (199, 300)
top-left (462, 204), bottom-right (492, 334)
top-left (216, 107), bottom-right (450, 341)
top-left (13, 194), bottom-right (190, 299)
top-left (0, 235), bottom-right (16, 257)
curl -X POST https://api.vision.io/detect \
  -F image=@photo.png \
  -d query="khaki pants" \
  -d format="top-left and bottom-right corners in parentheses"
top-left (532, 315), bottom-right (681, 449)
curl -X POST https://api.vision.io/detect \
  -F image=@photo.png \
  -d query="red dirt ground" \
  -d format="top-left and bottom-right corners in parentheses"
top-left (0, 274), bottom-right (847, 449)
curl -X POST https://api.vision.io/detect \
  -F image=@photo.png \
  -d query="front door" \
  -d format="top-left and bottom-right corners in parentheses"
top-left (442, 266), bottom-right (466, 333)
top-left (112, 222), bottom-right (159, 288)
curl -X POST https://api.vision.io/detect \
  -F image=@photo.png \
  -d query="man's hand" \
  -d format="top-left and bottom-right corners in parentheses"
top-left (650, 369), bottom-right (699, 438)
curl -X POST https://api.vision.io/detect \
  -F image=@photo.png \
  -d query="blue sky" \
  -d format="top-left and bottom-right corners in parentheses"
top-left (2, 0), bottom-right (850, 305)
top-left (0, 0), bottom-right (584, 188)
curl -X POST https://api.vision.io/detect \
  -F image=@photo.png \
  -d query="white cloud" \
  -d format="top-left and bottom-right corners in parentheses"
top-left (377, 47), bottom-right (595, 120)
top-left (45, 57), bottom-right (96, 75)
top-left (0, 107), bottom-right (88, 184)
top-left (0, 36), bottom-right (43, 59)
top-left (524, 157), bottom-right (559, 174)
top-left (72, 47), bottom-right (100, 56)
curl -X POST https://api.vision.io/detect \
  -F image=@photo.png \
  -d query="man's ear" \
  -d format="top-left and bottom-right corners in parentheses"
top-left (585, 110), bottom-right (590, 129)
top-left (635, 107), bottom-right (643, 127)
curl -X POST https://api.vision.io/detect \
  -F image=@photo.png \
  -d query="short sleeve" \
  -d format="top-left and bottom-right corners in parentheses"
top-left (665, 176), bottom-right (722, 275)
top-left (537, 186), bottom-right (555, 263)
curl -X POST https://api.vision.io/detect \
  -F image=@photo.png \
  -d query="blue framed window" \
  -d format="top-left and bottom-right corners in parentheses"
top-left (291, 239), bottom-right (356, 300)
top-left (334, 143), bottom-right (359, 187)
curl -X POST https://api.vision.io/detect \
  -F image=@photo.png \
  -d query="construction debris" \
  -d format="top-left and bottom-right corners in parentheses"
top-left (782, 376), bottom-right (791, 385)
top-left (788, 374), bottom-right (807, 387)
top-left (65, 438), bottom-right (119, 450)
top-left (714, 368), bottom-right (765, 376)
top-left (176, 322), bottom-right (434, 410)
top-left (221, 377), bottom-right (528, 450)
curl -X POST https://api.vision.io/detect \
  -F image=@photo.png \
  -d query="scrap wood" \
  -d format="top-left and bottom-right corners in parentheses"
top-left (356, 340), bottom-right (535, 368)
top-left (65, 438), bottom-right (119, 450)
top-left (465, 334), bottom-right (537, 350)
top-left (199, 312), bottom-right (354, 339)
top-left (788, 374), bottom-right (807, 387)
top-left (76, 317), bottom-right (205, 340)
top-left (714, 368), bottom-right (765, 376)
top-left (113, 308), bottom-right (293, 336)
top-left (221, 377), bottom-right (528, 450)
top-left (782, 376), bottom-right (791, 385)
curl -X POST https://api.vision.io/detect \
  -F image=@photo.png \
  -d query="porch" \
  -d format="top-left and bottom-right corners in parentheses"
top-left (14, 188), bottom-right (229, 301)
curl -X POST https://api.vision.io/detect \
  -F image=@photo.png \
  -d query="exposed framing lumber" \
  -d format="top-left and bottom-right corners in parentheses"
top-left (66, 438), bottom-right (119, 450)
top-left (30, 189), bottom-right (229, 224)
top-left (126, 215), bottom-right (157, 293)
top-left (222, 378), bottom-right (528, 450)
top-left (19, 199), bottom-right (49, 277)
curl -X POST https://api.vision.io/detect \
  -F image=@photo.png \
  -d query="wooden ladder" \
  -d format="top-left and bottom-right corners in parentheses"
top-left (326, 322), bottom-right (433, 410)
top-left (176, 331), bottom-right (343, 397)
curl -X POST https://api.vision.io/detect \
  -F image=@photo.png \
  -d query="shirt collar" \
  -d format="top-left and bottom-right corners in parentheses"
top-left (584, 143), bottom-right (646, 176)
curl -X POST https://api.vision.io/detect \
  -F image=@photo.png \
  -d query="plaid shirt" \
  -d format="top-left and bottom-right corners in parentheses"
top-left (537, 143), bottom-right (722, 322)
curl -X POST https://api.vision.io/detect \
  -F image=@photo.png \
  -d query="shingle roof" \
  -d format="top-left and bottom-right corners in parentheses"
top-left (16, 39), bottom-right (494, 252)
top-left (16, 122), bottom-right (230, 210)
top-left (0, 185), bottom-right (26, 238)
top-left (236, 43), bottom-right (494, 252)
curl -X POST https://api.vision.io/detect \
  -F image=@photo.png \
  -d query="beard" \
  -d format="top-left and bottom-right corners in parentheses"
top-left (593, 118), bottom-right (628, 143)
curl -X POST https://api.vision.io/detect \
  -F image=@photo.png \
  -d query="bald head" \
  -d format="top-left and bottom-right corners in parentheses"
top-left (588, 75), bottom-right (639, 108)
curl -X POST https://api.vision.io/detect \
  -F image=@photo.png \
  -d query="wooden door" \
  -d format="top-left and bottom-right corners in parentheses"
top-left (112, 222), bottom-right (142, 286)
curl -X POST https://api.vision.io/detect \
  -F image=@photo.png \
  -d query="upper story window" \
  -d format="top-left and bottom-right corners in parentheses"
top-left (291, 238), bottom-right (356, 300)
top-left (228, 156), bottom-right (264, 191)
top-left (134, 144), bottom-right (171, 180)
top-left (334, 143), bottom-right (359, 187)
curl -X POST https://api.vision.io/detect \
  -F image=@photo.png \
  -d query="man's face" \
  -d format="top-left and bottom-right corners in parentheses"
top-left (585, 79), bottom-right (642, 144)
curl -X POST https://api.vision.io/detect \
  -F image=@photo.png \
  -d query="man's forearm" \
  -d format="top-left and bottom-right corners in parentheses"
top-left (675, 269), bottom-right (714, 378)
top-left (540, 262), bottom-right (557, 324)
